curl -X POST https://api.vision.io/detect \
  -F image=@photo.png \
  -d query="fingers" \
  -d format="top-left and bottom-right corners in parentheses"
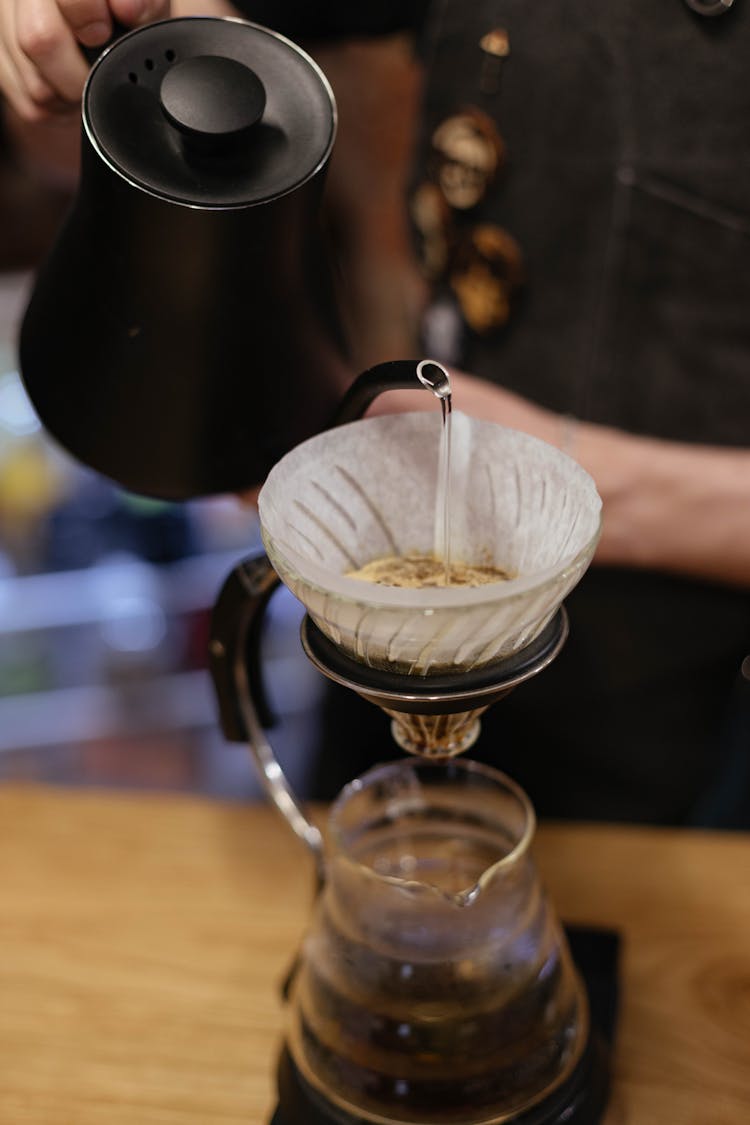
top-left (62, 0), bottom-right (116, 47)
top-left (0, 2), bottom-right (71, 121)
top-left (0, 0), bottom-right (172, 125)
top-left (110, 0), bottom-right (171, 27)
top-left (15, 0), bottom-right (92, 107)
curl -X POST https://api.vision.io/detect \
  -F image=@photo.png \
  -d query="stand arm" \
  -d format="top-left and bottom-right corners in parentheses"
top-left (209, 554), bottom-right (324, 874)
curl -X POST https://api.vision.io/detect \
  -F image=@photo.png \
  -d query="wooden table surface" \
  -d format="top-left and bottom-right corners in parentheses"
top-left (1, 783), bottom-right (748, 1124)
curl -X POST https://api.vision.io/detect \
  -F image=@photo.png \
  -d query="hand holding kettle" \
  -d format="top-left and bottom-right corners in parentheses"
top-left (0, 1), bottom-right (173, 121)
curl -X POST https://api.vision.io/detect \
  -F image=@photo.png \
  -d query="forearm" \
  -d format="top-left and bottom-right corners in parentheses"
top-left (578, 422), bottom-right (750, 588)
top-left (476, 376), bottom-right (750, 589)
top-left (370, 369), bottom-right (750, 589)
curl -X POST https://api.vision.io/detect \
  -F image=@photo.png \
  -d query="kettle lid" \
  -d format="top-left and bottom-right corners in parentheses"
top-left (84, 17), bottom-right (336, 208)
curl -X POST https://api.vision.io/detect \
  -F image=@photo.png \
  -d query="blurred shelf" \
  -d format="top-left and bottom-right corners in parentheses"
top-left (0, 548), bottom-right (249, 634)
top-left (0, 669), bottom-right (214, 752)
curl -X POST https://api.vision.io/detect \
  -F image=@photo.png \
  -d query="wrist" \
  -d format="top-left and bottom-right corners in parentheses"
top-left (569, 422), bottom-right (648, 568)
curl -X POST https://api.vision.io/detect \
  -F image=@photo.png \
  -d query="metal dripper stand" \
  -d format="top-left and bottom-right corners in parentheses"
top-left (208, 361), bottom-right (609, 1125)
top-left (299, 606), bottom-right (568, 760)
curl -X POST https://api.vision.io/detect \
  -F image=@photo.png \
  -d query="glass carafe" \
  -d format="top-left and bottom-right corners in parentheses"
top-left (287, 758), bottom-right (588, 1125)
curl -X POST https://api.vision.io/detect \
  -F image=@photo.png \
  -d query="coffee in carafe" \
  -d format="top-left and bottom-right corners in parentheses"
top-left (287, 759), bottom-right (587, 1124)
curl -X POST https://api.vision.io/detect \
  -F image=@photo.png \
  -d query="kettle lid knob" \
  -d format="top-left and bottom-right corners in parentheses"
top-left (160, 54), bottom-right (266, 148)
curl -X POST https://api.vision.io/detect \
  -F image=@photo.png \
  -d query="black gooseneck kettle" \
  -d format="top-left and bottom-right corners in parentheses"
top-left (19, 17), bottom-right (349, 500)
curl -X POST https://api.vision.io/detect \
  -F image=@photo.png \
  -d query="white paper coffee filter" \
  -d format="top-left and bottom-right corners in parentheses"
top-left (258, 412), bottom-right (601, 675)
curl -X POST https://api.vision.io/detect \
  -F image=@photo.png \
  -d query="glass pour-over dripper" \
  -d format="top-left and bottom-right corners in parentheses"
top-left (257, 407), bottom-right (601, 756)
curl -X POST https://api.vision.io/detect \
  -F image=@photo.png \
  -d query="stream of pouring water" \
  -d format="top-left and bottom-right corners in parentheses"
top-left (416, 360), bottom-right (452, 584)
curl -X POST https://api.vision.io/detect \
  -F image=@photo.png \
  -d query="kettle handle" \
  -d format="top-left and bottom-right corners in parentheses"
top-left (208, 553), bottom-right (325, 872)
top-left (209, 553), bottom-right (278, 739)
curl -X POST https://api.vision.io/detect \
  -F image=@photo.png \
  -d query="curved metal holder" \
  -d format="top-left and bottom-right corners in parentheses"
top-left (208, 547), bottom-right (569, 849)
top-left (208, 552), bottom-right (325, 874)
top-left (301, 608), bottom-right (568, 757)
top-left (208, 360), bottom-right (570, 846)
top-left (301, 608), bottom-right (568, 715)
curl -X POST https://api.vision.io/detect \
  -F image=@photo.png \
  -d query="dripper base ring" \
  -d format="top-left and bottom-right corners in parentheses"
top-left (300, 607), bottom-right (568, 717)
top-left (300, 607), bottom-right (568, 759)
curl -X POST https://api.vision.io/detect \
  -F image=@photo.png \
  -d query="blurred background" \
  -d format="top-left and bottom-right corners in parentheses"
top-left (0, 267), bottom-right (325, 800)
